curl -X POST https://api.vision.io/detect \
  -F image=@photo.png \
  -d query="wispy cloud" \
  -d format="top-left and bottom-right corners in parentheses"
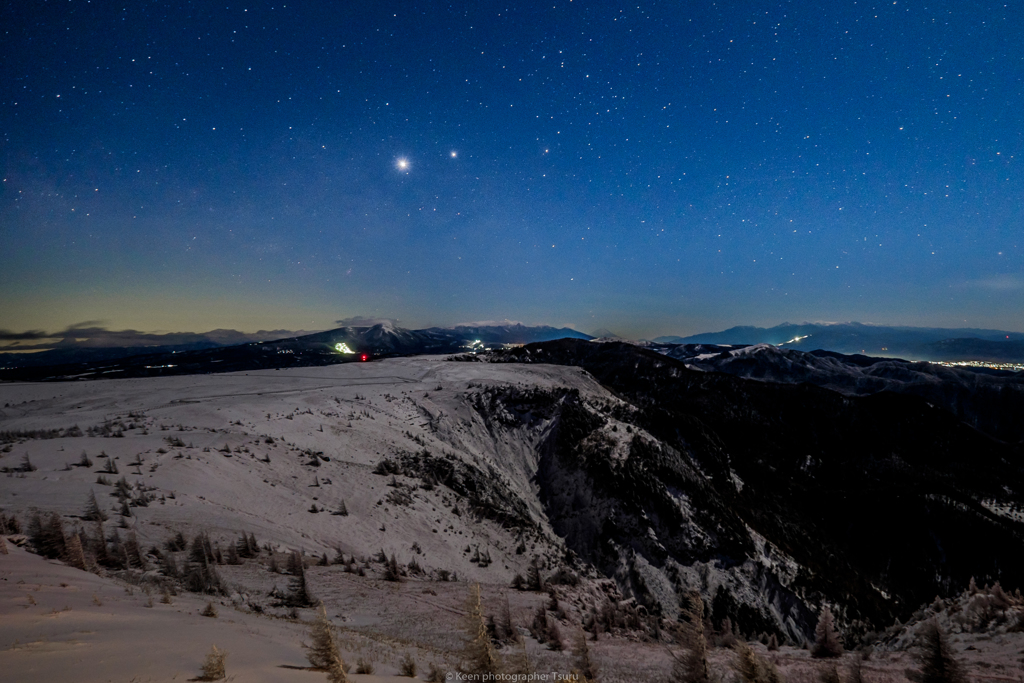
top-left (335, 316), bottom-right (400, 327)
top-left (0, 329), bottom-right (52, 341)
top-left (454, 319), bottom-right (525, 327)
top-left (964, 275), bottom-right (1024, 291)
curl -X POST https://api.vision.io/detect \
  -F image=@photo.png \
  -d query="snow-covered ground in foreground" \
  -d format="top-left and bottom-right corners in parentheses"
top-left (2, 541), bottom-right (306, 682)
top-left (7, 533), bottom-right (1019, 683)
top-left (2, 357), bottom-right (1022, 681)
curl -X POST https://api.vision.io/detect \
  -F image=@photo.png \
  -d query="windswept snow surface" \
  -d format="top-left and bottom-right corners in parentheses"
top-left (0, 357), bottom-right (602, 574)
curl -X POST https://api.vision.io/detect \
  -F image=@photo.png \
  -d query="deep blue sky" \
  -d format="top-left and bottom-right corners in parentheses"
top-left (2, 1), bottom-right (1022, 338)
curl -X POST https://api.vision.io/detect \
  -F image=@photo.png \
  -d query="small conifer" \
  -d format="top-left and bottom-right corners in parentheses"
top-left (284, 550), bottom-right (315, 607)
top-left (65, 532), bottom-right (87, 570)
top-left (83, 490), bottom-right (108, 522)
top-left (199, 645), bottom-right (227, 680)
top-left (526, 560), bottom-right (543, 591)
top-left (305, 602), bottom-right (347, 677)
top-left (399, 653), bottom-right (417, 677)
top-left (812, 606), bottom-right (843, 658)
top-left (916, 620), bottom-right (966, 683)
top-left (571, 626), bottom-right (598, 682)
top-left (733, 641), bottom-right (783, 683)
top-left (92, 520), bottom-right (111, 567)
top-left (672, 592), bottom-right (711, 683)
top-left (384, 554), bottom-right (402, 582)
top-left (462, 583), bottom-right (502, 677)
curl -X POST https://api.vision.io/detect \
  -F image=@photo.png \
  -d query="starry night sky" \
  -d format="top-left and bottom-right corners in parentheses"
top-left (2, 1), bottom-right (1022, 338)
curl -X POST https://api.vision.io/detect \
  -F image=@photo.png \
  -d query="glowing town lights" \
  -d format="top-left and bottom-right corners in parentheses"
top-left (334, 343), bottom-right (355, 354)
top-left (777, 335), bottom-right (810, 346)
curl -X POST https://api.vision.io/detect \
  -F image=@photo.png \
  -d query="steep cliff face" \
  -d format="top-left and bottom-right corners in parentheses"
top-left (482, 340), bottom-right (1024, 641)
top-left (440, 380), bottom-right (816, 640)
top-left (532, 394), bottom-right (815, 640)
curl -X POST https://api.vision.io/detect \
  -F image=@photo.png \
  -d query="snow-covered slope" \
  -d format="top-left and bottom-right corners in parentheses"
top-left (0, 358), bottom-right (597, 580)
top-left (0, 354), bottom-right (833, 643)
top-left (3, 348), bottom-right (1024, 682)
top-left (6, 347), bottom-right (1023, 638)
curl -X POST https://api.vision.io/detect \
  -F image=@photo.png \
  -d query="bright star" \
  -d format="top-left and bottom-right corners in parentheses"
top-left (450, 151), bottom-right (457, 158)
top-left (396, 157), bottom-right (410, 171)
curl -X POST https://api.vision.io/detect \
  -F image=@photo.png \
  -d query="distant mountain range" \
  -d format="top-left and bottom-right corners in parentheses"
top-left (654, 322), bottom-right (1024, 361)
top-left (0, 328), bottom-right (321, 369)
top-left (423, 322), bottom-right (591, 345)
top-left (0, 322), bottom-right (592, 381)
top-left (5, 319), bottom-right (1024, 380)
top-left (653, 342), bottom-right (1024, 443)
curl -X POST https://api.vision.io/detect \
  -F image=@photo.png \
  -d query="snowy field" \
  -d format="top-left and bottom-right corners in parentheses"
top-left (0, 357), bottom-right (600, 570)
top-left (2, 357), bottom-right (1022, 681)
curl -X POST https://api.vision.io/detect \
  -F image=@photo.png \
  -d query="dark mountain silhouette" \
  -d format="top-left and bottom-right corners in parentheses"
top-left (0, 322), bottom-right (589, 381)
top-left (653, 322), bottom-right (1024, 361)
top-left (0, 328), bottom-right (318, 369)
top-left (656, 343), bottom-right (1024, 443)
top-left (423, 322), bottom-right (591, 344)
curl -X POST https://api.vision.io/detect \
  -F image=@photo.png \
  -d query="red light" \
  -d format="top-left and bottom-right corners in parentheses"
top-left (360, 354), bottom-right (368, 362)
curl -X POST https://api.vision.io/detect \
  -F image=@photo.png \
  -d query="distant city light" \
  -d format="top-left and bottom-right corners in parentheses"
top-left (937, 360), bottom-right (1024, 372)
top-left (335, 343), bottom-right (355, 354)
top-left (777, 335), bottom-right (809, 346)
